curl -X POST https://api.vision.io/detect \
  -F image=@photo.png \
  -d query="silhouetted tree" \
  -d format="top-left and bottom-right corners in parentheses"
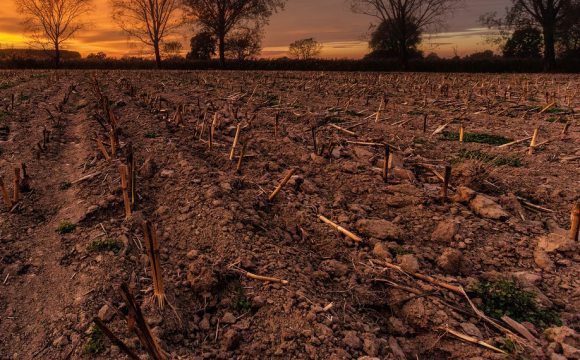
top-left (555, 2), bottom-right (580, 58)
top-left (349, 0), bottom-right (463, 68)
top-left (15, 0), bottom-right (94, 68)
top-left (225, 27), bottom-right (262, 61)
top-left (503, 27), bottom-right (543, 58)
top-left (163, 41), bottom-right (184, 59)
top-left (480, 0), bottom-right (574, 71)
top-left (288, 38), bottom-right (323, 59)
top-left (183, 0), bottom-right (286, 68)
top-left (187, 31), bottom-right (217, 60)
top-left (110, 0), bottom-right (182, 69)
top-left (87, 51), bottom-right (107, 60)
top-left (366, 19), bottom-right (423, 59)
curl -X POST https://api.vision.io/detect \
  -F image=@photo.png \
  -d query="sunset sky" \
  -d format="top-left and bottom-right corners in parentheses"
top-left (0, 0), bottom-right (507, 59)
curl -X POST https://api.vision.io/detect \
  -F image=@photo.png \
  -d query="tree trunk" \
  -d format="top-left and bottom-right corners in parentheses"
top-left (154, 42), bottom-right (162, 70)
top-left (543, 25), bottom-right (556, 72)
top-left (218, 31), bottom-right (226, 68)
top-left (400, 38), bottom-right (409, 71)
top-left (55, 42), bottom-right (60, 69)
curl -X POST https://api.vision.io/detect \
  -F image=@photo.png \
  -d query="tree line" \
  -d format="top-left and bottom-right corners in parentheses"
top-left (10, 0), bottom-right (580, 71)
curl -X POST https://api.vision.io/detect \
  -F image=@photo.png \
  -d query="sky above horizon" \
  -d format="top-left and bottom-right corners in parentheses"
top-left (0, 0), bottom-right (508, 59)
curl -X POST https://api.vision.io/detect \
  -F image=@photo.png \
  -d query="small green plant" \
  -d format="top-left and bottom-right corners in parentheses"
top-left (455, 150), bottom-right (523, 167)
top-left (59, 181), bottom-right (72, 190)
top-left (75, 102), bottom-right (89, 110)
top-left (56, 221), bottom-right (76, 234)
top-left (83, 324), bottom-right (105, 357)
top-left (86, 238), bottom-right (124, 254)
top-left (0, 110), bottom-right (12, 117)
top-left (413, 138), bottom-right (426, 145)
top-left (470, 279), bottom-right (561, 327)
top-left (389, 246), bottom-right (412, 257)
top-left (234, 284), bottom-right (252, 312)
top-left (442, 131), bottom-right (513, 145)
top-left (144, 130), bottom-right (158, 138)
top-left (18, 94), bottom-right (31, 101)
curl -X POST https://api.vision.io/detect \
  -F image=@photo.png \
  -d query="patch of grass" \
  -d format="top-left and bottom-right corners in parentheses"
top-left (470, 279), bottom-right (561, 328)
top-left (456, 150), bottom-right (523, 167)
top-left (18, 94), bottom-right (31, 101)
top-left (346, 110), bottom-right (364, 117)
top-left (0, 110), bottom-right (12, 117)
top-left (83, 324), bottom-right (105, 357)
top-left (234, 284), bottom-right (251, 312)
top-left (442, 131), bottom-right (513, 145)
top-left (86, 237), bottom-right (123, 254)
top-left (0, 83), bottom-right (13, 90)
top-left (144, 130), bottom-right (159, 138)
top-left (389, 246), bottom-right (412, 257)
top-left (413, 138), bottom-right (426, 145)
top-left (56, 221), bottom-right (76, 234)
top-left (59, 181), bottom-right (72, 190)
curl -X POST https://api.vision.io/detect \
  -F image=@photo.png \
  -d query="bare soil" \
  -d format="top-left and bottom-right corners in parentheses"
top-left (0, 70), bottom-right (579, 360)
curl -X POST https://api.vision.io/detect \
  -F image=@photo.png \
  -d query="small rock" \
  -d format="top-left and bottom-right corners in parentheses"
top-left (388, 337), bottom-right (406, 360)
top-left (469, 194), bottom-right (510, 220)
top-left (537, 232), bottom-right (577, 254)
top-left (98, 304), bottom-right (115, 322)
top-left (372, 242), bottom-right (392, 261)
top-left (356, 219), bottom-right (402, 240)
top-left (460, 323), bottom-right (482, 339)
top-left (320, 259), bottom-right (349, 278)
top-left (451, 186), bottom-right (477, 203)
top-left (437, 249), bottom-right (463, 275)
top-left (545, 326), bottom-right (580, 349)
top-left (343, 331), bottom-right (361, 349)
top-left (534, 249), bottom-right (555, 271)
top-left (431, 220), bottom-right (460, 243)
top-left (222, 329), bottom-right (241, 350)
top-left (222, 312), bottom-right (236, 324)
top-left (398, 254), bottom-right (419, 273)
top-left (160, 170), bottom-right (174, 178)
top-left (186, 250), bottom-right (198, 260)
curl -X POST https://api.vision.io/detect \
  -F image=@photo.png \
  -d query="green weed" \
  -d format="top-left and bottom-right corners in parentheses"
top-left (59, 182), bottom-right (72, 190)
top-left (83, 324), bottom-right (105, 357)
top-left (86, 238), bottom-right (123, 254)
top-left (56, 221), bottom-right (76, 234)
top-left (456, 150), bottom-right (523, 167)
top-left (442, 131), bottom-right (513, 145)
top-left (470, 280), bottom-right (561, 327)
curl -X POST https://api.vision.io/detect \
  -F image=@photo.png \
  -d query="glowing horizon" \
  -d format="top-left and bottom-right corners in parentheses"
top-left (0, 0), bottom-right (507, 60)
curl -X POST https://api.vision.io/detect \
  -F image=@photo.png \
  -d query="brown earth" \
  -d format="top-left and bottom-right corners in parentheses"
top-left (0, 70), bottom-right (579, 360)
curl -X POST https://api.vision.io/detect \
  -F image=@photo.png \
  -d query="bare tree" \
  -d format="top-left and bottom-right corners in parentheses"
top-left (480, 0), bottom-right (573, 71)
top-left (349, 0), bottom-right (463, 68)
top-left (288, 38), bottom-right (323, 59)
top-left (163, 41), bottom-right (184, 59)
top-left (110, 0), bottom-right (183, 69)
top-left (183, 0), bottom-right (286, 68)
top-left (15, 0), bottom-right (94, 68)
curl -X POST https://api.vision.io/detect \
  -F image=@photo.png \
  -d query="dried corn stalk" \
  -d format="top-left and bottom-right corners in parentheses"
top-left (142, 221), bottom-right (166, 309)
